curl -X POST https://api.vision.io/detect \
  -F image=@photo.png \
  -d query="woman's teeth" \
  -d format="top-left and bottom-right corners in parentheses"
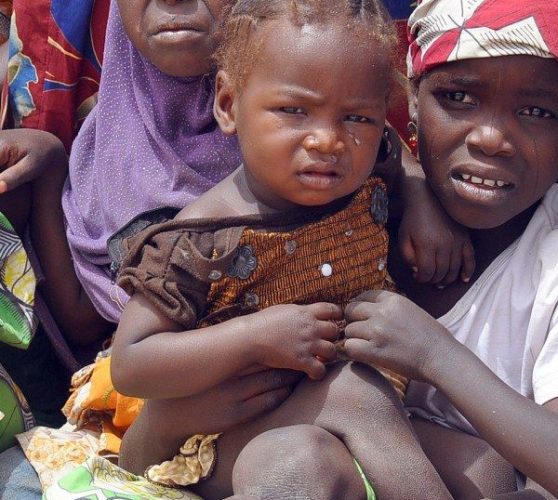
top-left (460, 173), bottom-right (508, 188)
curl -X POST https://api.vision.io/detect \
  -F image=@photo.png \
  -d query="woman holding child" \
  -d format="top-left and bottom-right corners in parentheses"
top-left (117, 0), bottom-right (558, 498)
top-left (3, 0), bottom-right (558, 498)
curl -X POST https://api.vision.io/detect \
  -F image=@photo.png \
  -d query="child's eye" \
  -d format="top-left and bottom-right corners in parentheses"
top-left (446, 91), bottom-right (474, 104)
top-left (518, 106), bottom-right (555, 119)
top-left (279, 107), bottom-right (305, 115)
top-left (345, 114), bottom-right (371, 124)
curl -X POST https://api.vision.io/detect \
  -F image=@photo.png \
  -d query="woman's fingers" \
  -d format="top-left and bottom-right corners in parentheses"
top-left (0, 159), bottom-right (32, 193)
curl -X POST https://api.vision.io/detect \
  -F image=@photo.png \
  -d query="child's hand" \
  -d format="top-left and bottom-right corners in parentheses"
top-left (399, 183), bottom-right (475, 286)
top-left (250, 303), bottom-right (342, 381)
top-left (0, 129), bottom-right (67, 194)
top-left (343, 290), bottom-right (458, 383)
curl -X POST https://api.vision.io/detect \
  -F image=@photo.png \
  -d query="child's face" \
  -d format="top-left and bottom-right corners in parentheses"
top-left (416, 55), bottom-right (558, 229)
top-left (215, 18), bottom-right (389, 210)
top-left (117, 0), bottom-right (229, 77)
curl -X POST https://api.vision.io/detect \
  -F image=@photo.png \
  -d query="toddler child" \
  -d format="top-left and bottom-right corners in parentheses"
top-left (111, 1), bottom-right (453, 499)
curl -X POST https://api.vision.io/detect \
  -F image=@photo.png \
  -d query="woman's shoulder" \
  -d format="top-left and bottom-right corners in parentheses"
top-left (539, 184), bottom-right (558, 231)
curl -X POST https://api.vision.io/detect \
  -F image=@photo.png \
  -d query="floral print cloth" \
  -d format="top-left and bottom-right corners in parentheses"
top-left (4, 0), bottom-right (109, 150)
top-left (0, 212), bottom-right (37, 349)
top-left (42, 456), bottom-right (202, 500)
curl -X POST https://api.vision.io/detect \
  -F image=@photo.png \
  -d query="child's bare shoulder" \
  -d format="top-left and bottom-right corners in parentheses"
top-left (175, 175), bottom-right (237, 221)
top-left (176, 168), bottom-right (265, 221)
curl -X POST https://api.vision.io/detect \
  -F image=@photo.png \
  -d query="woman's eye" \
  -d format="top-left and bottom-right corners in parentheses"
top-left (446, 91), bottom-right (474, 104)
top-left (280, 107), bottom-right (305, 115)
top-left (346, 114), bottom-right (371, 123)
top-left (519, 106), bottom-right (555, 119)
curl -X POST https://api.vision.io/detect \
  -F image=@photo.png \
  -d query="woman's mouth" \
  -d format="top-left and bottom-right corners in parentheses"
top-left (451, 171), bottom-right (515, 205)
top-left (454, 172), bottom-right (511, 188)
top-left (151, 21), bottom-right (206, 44)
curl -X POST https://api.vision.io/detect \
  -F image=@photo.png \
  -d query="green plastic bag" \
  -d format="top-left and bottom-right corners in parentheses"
top-left (0, 212), bottom-right (38, 349)
top-left (0, 362), bottom-right (34, 452)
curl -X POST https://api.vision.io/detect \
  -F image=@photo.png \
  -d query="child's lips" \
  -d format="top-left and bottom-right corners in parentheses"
top-left (297, 167), bottom-right (342, 189)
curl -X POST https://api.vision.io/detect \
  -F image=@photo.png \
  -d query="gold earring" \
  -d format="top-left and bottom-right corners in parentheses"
top-left (407, 113), bottom-right (418, 151)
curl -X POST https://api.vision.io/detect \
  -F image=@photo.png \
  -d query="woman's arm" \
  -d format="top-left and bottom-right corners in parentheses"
top-left (111, 293), bottom-right (341, 399)
top-left (119, 368), bottom-right (304, 474)
top-left (396, 146), bottom-right (475, 285)
top-left (0, 128), bottom-right (111, 345)
top-left (344, 290), bottom-right (558, 495)
top-left (430, 348), bottom-right (558, 495)
top-left (28, 135), bottom-right (112, 346)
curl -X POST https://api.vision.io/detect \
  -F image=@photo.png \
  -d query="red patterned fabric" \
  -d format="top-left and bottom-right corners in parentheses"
top-left (408, 0), bottom-right (558, 79)
top-left (3, 0), bottom-right (109, 151)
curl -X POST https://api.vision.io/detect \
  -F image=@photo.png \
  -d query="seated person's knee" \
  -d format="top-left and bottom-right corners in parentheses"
top-left (232, 425), bottom-right (364, 500)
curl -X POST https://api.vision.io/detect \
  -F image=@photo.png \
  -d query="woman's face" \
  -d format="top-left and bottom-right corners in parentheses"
top-left (415, 55), bottom-right (558, 229)
top-left (117, 0), bottom-right (230, 77)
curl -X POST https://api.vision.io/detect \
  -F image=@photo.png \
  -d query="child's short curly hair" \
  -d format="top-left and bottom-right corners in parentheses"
top-left (215, 0), bottom-right (399, 92)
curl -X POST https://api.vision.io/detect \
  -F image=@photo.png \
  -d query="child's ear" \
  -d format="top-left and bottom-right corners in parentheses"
top-left (214, 70), bottom-right (237, 135)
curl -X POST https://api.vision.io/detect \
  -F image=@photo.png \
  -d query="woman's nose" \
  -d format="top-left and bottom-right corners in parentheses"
top-left (465, 122), bottom-right (516, 158)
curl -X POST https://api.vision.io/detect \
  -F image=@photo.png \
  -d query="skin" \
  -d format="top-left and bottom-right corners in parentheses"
top-left (0, 129), bottom-right (111, 345)
top-left (115, 17), bottom-right (451, 499)
top-left (396, 148), bottom-right (476, 286)
top-left (344, 56), bottom-right (558, 497)
top-left (116, 0), bottom-right (231, 77)
top-left (0, 1), bottom-right (235, 346)
top-left (0, 0), bottom-right (298, 441)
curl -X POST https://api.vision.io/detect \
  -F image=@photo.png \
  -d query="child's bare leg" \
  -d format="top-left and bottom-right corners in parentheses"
top-left (193, 362), bottom-right (451, 500)
top-left (228, 425), bottom-right (364, 500)
top-left (412, 416), bottom-right (517, 498)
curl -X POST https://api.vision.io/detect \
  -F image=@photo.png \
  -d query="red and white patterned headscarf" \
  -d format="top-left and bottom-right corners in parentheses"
top-left (407, 0), bottom-right (558, 78)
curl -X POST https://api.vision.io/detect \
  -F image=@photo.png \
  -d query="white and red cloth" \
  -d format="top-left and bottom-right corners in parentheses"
top-left (407, 0), bottom-right (558, 78)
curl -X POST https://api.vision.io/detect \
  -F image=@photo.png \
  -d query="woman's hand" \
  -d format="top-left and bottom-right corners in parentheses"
top-left (398, 148), bottom-right (475, 286)
top-left (398, 181), bottom-right (475, 286)
top-left (0, 129), bottom-right (67, 193)
top-left (343, 290), bottom-right (458, 382)
top-left (119, 368), bottom-right (304, 475)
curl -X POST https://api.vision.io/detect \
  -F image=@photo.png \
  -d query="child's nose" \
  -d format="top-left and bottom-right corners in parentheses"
top-left (465, 123), bottom-right (516, 158)
top-left (302, 127), bottom-right (345, 155)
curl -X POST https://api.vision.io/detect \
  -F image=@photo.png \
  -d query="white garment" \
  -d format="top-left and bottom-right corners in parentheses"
top-left (405, 184), bottom-right (558, 436)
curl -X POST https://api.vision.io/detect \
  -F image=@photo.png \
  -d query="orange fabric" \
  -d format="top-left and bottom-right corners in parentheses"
top-left (63, 356), bottom-right (143, 455)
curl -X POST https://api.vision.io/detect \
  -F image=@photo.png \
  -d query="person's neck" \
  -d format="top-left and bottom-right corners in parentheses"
top-left (469, 202), bottom-right (539, 269)
top-left (235, 167), bottom-right (298, 214)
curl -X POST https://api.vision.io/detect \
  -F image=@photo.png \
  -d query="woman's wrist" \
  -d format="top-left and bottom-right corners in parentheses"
top-left (418, 325), bottom-right (468, 386)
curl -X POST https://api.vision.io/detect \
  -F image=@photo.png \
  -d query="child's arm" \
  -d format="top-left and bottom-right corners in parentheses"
top-left (111, 293), bottom-right (341, 399)
top-left (397, 147), bottom-right (475, 285)
top-left (19, 131), bottom-right (113, 345)
top-left (343, 290), bottom-right (558, 496)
